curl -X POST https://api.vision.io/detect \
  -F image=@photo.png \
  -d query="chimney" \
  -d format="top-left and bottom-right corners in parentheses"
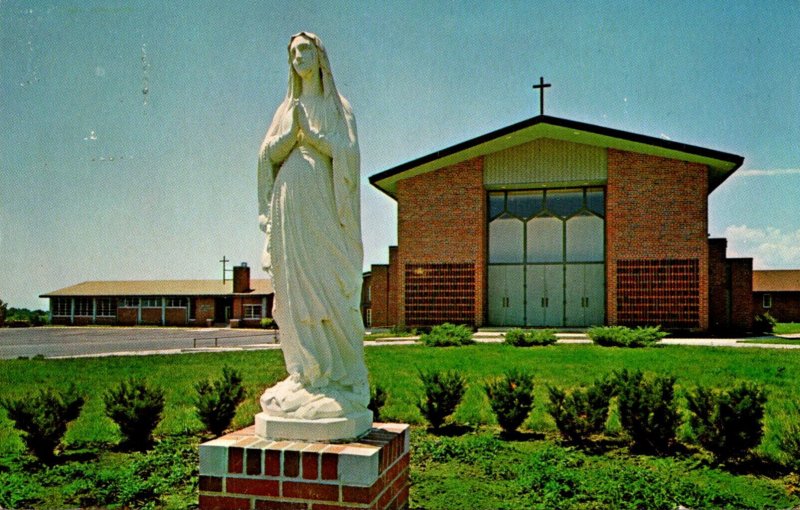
top-left (233, 263), bottom-right (250, 293)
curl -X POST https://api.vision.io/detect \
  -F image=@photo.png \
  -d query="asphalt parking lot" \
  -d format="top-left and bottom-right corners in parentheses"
top-left (0, 326), bottom-right (278, 359)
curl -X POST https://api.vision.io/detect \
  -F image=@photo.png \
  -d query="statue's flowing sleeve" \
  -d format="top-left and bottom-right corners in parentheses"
top-left (258, 101), bottom-right (290, 275)
top-left (330, 98), bottom-right (363, 297)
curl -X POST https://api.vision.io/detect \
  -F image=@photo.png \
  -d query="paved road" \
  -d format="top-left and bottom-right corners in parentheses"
top-left (0, 327), bottom-right (278, 359)
top-left (2, 328), bottom-right (798, 360)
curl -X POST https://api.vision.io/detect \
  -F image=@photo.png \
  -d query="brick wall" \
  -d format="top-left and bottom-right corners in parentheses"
top-left (606, 150), bottom-right (709, 330)
top-left (729, 258), bottom-right (754, 331)
top-left (388, 246), bottom-right (399, 326)
top-left (368, 265), bottom-right (390, 327)
top-left (754, 292), bottom-right (800, 323)
top-left (140, 308), bottom-right (162, 325)
top-left (117, 307), bottom-right (138, 325)
top-left (396, 157), bottom-right (486, 327)
top-left (165, 307), bottom-right (188, 326)
top-left (199, 424), bottom-right (410, 510)
top-left (708, 238), bottom-right (729, 331)
top-left (194, 297), bottom-right (216, 325)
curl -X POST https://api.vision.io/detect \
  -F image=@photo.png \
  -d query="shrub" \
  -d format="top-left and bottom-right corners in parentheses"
top-left (505, 328), bottom-right (557, 347)
top-left (588, 325), bottom-right (667, 348)
top-left (753, 312), bottom-right (777, 334)
top-left (0, 386), bottom-right (84, 462)
top-left (260, 317), bottom-right (277, 329)
top-left (194, 366), bottom-right (246, 436)
top-left (547, 376), bottom-right (615, 444)
top-left (484, 369), bottom-right (535, 435)
top-left (369, 384), bottom-right (388, 422)
top-left (613, 369), bottom-right (680, 454)
top-left (417, 369), bottom-right (467, 430)
top-left (420, 323), bottom-right (475, 347)
top-left (686, 382), bottom-right (766, 462)
top-left (103, 378), bottom-right (165, 450)
top-left (390, 324), bottom-right (417, 336)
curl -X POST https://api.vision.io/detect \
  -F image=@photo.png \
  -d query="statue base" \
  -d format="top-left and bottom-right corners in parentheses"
top-left (199, 423), bottom-right (410, 510)
top-left (254, 410), bottom-right (373, 442)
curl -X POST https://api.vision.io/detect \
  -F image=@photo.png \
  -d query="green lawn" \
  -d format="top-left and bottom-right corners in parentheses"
top-left (1, 344), bottom-right (799, 508)
top-left (775, 322), bottom-right (800, 335)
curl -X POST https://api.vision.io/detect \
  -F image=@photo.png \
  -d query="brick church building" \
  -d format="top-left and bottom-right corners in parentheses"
top-left (364, 114), bottom-right (753, 332)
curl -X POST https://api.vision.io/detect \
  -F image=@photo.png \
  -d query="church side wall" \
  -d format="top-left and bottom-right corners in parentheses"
top-left (387, 246), bottom-right (399, 326)
top-left (372, 265), bottom-right (390, 327)
top-left (729, 258), bottom-right (754, 332)
top-left (708, 238), bottom-right (730, 332)
top-left (396, 157), bottom-right (486, 327)
top-left (606, 150), bottom-right (710, 330)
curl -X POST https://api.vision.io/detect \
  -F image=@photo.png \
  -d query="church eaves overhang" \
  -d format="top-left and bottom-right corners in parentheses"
top-left (369, 115), bottom-right (744, 199)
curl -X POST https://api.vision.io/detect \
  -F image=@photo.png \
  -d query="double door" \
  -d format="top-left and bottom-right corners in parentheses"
top-left (488, 263), bottom-right (604, 327)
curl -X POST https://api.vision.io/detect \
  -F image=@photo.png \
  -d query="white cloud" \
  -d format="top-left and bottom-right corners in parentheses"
top-left (736, 168), bottom-right (800, 177)
top-left (724, 225), bottom-right (800, 268)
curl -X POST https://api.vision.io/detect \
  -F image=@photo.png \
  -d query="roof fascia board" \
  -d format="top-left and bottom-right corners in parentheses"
top-left (370, 115), bottom-right (743, 198)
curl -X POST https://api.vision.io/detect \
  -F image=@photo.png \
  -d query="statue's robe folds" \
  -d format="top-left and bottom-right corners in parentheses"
top-left (257, 91), bottom-right (368, 420)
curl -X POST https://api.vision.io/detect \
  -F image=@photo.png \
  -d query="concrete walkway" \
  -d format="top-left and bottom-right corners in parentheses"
top-left (369, 331), bottom-right (800, 350)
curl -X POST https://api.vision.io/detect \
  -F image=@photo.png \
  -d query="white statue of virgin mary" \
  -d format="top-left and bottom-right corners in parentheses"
top-left (255, 32), bottom-right (370, 438)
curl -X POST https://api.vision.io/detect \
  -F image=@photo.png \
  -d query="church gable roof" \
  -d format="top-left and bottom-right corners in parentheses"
top-left (369, 115), bottom-right (744, 198)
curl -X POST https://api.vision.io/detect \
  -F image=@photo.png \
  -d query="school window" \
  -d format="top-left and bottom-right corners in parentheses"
top-left (141, 297), bottom-right (161, 308)
top-left (244, 304), bottom-right (262, 319)
top-left (166, 297), bottom-right (187, 308)
top-left (52, 298), bottom-right (71, 316)
top-left (762, 294), bottom-right (772, 309)
top-left (74, 298), bottom-right (93, 316)
top-left (96, 298), bottom-right (117, 317)
top-left (119, 297), bottom-right (139, 308)
top-left (366, 308), bottom-right (372, 327)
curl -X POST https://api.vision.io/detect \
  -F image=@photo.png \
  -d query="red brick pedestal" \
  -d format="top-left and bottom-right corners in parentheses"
top-left (199, 423), bottom-right (410, 510)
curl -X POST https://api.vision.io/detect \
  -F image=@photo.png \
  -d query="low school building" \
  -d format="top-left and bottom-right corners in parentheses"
top-left (41, 264), bottom-right (273, 327)
top-left (753, 270), bottom-right (800, 323)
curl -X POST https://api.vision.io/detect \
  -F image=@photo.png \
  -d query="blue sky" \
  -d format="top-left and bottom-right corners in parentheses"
top-left (1, 0), bottom-right (798, 309)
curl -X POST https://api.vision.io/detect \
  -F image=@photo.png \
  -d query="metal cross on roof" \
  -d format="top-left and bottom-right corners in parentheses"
top-left (220, 255), bottom-right (231, 284)
top-left (532, 76), bottom-right (551, 115)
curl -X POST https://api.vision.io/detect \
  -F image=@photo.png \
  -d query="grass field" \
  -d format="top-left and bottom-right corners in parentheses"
top-left (775, 322), bottom-right (800, 335)
top-left (1, 344), bottom-right (800, 508)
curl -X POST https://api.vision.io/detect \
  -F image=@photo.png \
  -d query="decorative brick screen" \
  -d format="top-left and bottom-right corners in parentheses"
top-left (405, 263), bottom-right (475, 326)
top-left (616, 259), bottom-right (700, 328)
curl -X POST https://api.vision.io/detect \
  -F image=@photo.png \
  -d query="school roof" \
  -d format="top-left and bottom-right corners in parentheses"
top-left (752, 270), bottom-right (800, 293)
top-left (369, 114), bottom-right (744, 199)
top-left (40, 279), bottom-right (274, 298)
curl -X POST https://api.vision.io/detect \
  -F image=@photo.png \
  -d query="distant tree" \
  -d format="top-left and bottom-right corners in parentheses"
top-left (0, 299), bottom-right (7, 326)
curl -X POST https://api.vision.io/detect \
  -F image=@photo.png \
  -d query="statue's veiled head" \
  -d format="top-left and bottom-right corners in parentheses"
top-left (285, 32), bottom-right (338, 101)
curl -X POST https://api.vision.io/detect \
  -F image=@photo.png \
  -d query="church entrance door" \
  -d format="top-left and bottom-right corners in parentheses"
top-left (488, 188), bottom-right (605, 328)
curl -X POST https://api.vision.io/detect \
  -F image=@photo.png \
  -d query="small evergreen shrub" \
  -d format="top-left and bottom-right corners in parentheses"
top-left (547, 376), bottom-right (615, 444)
top-left (103, 378), bottom-right (165, 450)
top-left (613, 369), bottom-right (680, 454)
top-left (0, 386), bottom-right (84, 462)
top-left (417, 369), bottom-right (467, 430)
top-left (588, 325), bottom-right (667, 348)
top-left (686, 382), bottom-right (766, 462)
top-left (194, 366), bottom-right (246, 436)
top-left (369, 384), bottom-right (388, 422)
top-left (753, 312), bottom-right (777, 334)
top-left (390, 324), bottom-right (417, 336)
top-left (420, 323), bottom-right (475, 347)
top-left (260, 317), bottom-right (276, 329)
top-left (504, 328), bottom-right (558, 347)
top-left (484, 369), bottom-right (535, 435)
